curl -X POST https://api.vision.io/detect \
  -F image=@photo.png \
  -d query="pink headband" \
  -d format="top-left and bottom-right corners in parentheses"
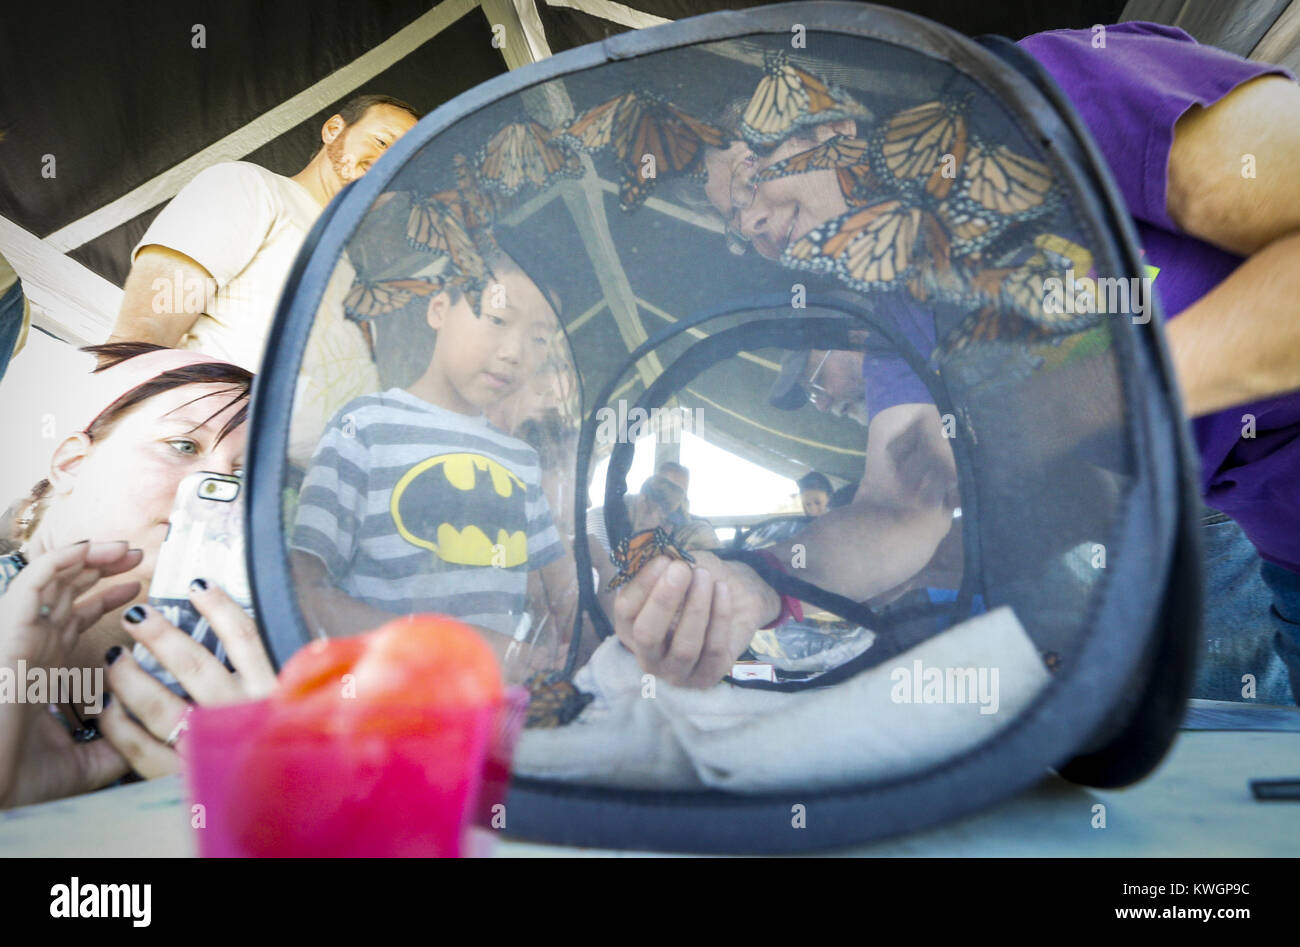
top-left (79, 349), bottom-right (243, 435)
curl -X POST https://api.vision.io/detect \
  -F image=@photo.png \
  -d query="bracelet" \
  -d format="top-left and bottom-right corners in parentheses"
top-left (754, 550), bottom-right (804, 629)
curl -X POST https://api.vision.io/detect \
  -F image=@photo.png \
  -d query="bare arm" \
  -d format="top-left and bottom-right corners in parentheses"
top-left (290, 550), bottom-right (528, 671)
top-left (290, 550), bottom-right (407, 638)
top-left (769, 403), bottom-right (957, 603)
top-left (1164, 75), bottom-right (1300, 415)
top-left (108, 245), bottom-right (214, 348)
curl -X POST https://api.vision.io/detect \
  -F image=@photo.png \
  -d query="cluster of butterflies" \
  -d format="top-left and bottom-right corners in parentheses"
top-left (344, 90), bottom-right (730, 323)
top-left (734, 52), bottom-right (1101, 353)
top-left (346, 48), bottom-right (1102, 357)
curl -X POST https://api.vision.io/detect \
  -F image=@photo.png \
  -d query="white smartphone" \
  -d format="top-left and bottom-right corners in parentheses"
top-left (135, 471), bottom-right (255, 696)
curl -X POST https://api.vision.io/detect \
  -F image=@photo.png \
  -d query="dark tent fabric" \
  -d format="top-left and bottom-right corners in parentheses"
top-left (1, 2), bottom-right (509, 289)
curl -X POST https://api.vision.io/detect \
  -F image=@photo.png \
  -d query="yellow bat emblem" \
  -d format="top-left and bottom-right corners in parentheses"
top-left (390, 453), bottom-right (529, 567)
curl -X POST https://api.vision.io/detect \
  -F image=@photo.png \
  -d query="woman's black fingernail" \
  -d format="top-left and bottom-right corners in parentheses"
top-left (103, 693), bottom-right (112, 708)
top-left (105, 646), bottom-right (123, 665)
top-left (124, 605), bottom-right (146, 624)
top-left (190, 578), bottom-right (208, 592)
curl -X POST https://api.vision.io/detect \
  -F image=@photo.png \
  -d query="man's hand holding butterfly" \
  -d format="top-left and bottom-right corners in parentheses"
top-left (612, 552), bottom-right (779, 689)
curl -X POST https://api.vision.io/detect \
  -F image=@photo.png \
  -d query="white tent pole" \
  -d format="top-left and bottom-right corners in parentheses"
top-left (543, 0), bottom-right (670, 30)
top-left (482, 0), bottom-right (549, 69)
top-left (0, 216), bottom-right (120, 346)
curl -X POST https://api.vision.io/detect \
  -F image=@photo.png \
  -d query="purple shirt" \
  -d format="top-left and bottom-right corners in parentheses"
top-left (1019, 22), bottom-right (1300, 572)
top-left (861, 294), bottom-right (937, 420)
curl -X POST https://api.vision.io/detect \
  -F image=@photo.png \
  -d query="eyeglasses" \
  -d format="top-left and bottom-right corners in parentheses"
top-left (724, 151), bottom-right (760, 252)
top-left (802, 350), bottom-right (832, 406)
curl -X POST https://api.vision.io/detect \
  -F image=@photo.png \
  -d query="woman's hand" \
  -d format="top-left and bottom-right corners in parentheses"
top-left (612, 551), bottom-right (779, 689)
top-left (0, 540), bottom-right (142, 809)
top-left (99, 580), bottom-right (278, 779)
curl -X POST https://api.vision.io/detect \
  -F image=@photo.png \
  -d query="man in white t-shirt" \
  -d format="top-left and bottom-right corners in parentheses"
top-left (108, 94), bottom-right (420, 463)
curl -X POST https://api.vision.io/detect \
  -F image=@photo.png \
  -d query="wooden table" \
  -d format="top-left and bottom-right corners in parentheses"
top-left (3, 703), bottom-right (1297, 857)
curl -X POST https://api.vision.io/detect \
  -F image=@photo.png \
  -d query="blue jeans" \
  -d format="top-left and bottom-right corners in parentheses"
top-left (1263, 560), bottom-right (1300, 706)
top-left (1195, 511), bottom-right (1296, 705)
top-left (0, 279), bottom-right (25, 383)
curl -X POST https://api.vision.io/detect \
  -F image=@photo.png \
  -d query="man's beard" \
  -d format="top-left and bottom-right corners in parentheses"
top-left (326, 134), bottom-right (359, 183)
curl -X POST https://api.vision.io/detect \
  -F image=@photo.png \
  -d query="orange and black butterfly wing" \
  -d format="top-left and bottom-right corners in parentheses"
top-left (741, 51), bottom-right (862, 149)
top-left (479, 121), bottom-right (582, 196)
top-left (610, 96), bottom-right (726, 209)
top-left (557, 94), bottom-right (632, 153)
top-left (783, 199), bottom-right (926, 294)
top-left (343, 277), bottom-right (441, 322)
top-left (524, 671), bottom-right (595, 729)
top-left (871, 99), bottom-right (969, 200)
top-left (940, 305), bottom-right (1050, 355)
top-left (755, 136), bottom-right (885, 206)
top-left (607, 527), bottom-right (695, 590)
top-left (958, 137), bottom-right (1056, 222)
top-left (452, 154), bottom-right (498, 235)
top-left (931, 194), bottom-right (1007, 259)
top-left (404, 193), bottom-right (491, 299)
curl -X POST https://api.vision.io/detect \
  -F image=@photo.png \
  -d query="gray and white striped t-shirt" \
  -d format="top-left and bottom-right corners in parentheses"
top-left (291, 388), bottom-right (564, 637)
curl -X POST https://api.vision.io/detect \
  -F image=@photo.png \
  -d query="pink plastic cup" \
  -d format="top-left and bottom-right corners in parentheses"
top-left (182, 687), bottom-right (528, 857)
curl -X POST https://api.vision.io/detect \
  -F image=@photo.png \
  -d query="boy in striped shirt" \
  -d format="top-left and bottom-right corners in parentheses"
top-left (290, 258), bottom-right (574, 666)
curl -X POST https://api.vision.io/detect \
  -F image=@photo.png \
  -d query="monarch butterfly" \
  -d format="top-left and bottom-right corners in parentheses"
top-left (939, 242), bottom-right (1101, 354)
top-left (405, 194), bottom-right (486, 277)
top-left (343, 277), bottom-right (442, 322)
top-left (740, 51), bottom-right (863, 149)
top-left (607, 527), bottom-right (695, 591)
top-left (931, 195), bottom-right (1007, 258)
top-left (559, 92), bottom-right (725, 209)
top-left (939, 303), bottom-right (1055, 356)
top-left (524, 671), bottom-right (594, 729)
top-left (959, 137), bottom-right (1056, 220)
top-left (974, 238), bottom-right (1101, 331)
top-left (872, 98), bottom-right (969, 200)
top-left (452, 153), bottom-right (497, 236)
top-left (478, 120), bottom-right (582, 196)
top-left (783, 198), bottom-right (936, 293)
top-left (755, 135), bottom-right (885, 207)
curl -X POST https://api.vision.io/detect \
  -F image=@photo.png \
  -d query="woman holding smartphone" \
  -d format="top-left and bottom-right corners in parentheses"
top-left (0, 343), bottom-right (276, 806)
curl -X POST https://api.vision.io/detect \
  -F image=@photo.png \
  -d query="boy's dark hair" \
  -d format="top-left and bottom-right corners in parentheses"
top-left (337, 93), bottom-right (422, 126)
top-left (797, 471), bottom-right (833, 495)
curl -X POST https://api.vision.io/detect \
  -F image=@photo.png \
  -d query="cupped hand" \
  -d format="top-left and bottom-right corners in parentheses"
top-left (0, 540), bottom-right (142, 669)
top-left (0, 540), bottom-right (141, 809)
top-left (99, 580), bottom-right (277, 779)
top-left (612, 551), bottom-right (779, 689)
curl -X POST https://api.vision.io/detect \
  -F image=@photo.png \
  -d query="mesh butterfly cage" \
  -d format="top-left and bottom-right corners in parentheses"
top-left (246, 1), bottom-right (1202, 853)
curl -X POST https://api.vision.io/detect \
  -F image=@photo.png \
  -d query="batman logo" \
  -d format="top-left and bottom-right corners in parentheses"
top-left (391, 453), bottom-right (529, 567)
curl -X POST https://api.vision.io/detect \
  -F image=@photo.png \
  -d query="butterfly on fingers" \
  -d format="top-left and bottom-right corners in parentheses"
top-left (607, 527), bottom-right (695, 591)
top-left (740, 50), bottom-right (864, 149)
top-left (559, 92), bottom-right (725, 209)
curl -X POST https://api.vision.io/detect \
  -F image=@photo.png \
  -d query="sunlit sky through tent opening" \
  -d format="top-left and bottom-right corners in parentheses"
top-left (588, 430), bottom-right (805, 519)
